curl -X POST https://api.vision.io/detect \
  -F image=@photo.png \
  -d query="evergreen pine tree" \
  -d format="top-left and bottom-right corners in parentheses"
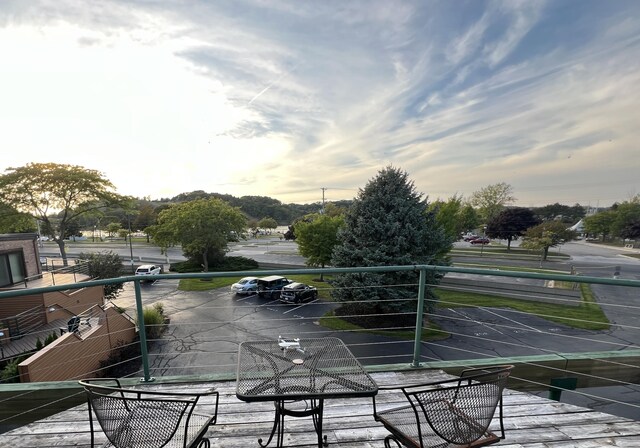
top-left (330, 166), bottom-right (451, 328)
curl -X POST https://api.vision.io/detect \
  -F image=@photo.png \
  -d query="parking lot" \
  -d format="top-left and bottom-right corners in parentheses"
top-left (113, 278), bottom-right (341, 377)
top-left (110, 273), bottom-right (628, 379)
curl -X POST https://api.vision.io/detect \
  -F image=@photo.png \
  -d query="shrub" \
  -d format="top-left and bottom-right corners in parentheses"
top-left (0, 357), bottom-right (26, 383)
top-left (139, 303), bottom-right (166, 340)
top-left (214, 256), bottom-right (259, 271)
top-left (170, 255), bottom-right (258, 273)
top-left (169, 259), bottom-right (203, 273)
top-left (78, 251), bottom-right (125, 300)
top-left (35, 337), bottom-right (43, 350)
top-left (44, 332), bottom-right (58, 346)
top-left (152, 302), bottom-right (164, 316)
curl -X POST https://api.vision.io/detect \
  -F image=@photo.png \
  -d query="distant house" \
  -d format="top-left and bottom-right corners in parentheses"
top-left (0, 233), bottom-right (136, 382)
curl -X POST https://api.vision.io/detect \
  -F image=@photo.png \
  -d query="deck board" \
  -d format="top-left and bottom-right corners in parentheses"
top-left (1, 370), bottom-right (639, 447)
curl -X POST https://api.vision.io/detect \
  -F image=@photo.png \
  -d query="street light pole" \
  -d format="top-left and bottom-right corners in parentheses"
top-left (36, 220), bottom-right (43, 248)
top-left (127, 215), bottom-right (134, 273)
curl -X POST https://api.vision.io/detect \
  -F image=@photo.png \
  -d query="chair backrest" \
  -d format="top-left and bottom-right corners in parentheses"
top-left (406, 365), bottom-right (512, 446)
top-left (80, 379), bottom-right (195, 448)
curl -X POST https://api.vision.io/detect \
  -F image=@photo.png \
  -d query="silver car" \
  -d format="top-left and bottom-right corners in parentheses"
top-left (230, 276), bottom-right (259, 295)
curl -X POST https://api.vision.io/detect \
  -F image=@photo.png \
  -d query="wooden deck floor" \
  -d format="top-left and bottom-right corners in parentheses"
top-left (2, 370), bottom-right (639, 447)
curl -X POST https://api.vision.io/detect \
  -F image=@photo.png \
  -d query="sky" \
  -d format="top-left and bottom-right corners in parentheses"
top-left (1, 0), bottom-right (639, 207)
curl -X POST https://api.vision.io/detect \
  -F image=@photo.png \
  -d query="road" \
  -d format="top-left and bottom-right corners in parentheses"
top-left (38, 238), bottom-right (306, 267)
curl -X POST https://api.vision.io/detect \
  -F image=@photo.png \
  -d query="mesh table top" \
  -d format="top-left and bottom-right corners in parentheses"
top-left (236, 337), bottom-right (378, 401)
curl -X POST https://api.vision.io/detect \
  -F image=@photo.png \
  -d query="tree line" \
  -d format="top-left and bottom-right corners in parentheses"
top-left (1, 162), bottom-right (636, 272)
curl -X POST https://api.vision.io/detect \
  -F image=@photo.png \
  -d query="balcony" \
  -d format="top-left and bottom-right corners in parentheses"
top-left (1, 264), bottom-right (639, 446)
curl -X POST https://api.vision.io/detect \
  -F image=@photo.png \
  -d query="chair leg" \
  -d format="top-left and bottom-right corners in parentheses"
top-left (197, 438), bottom-right (210, 448)
top-left (384, 434), bottom-right (403, 448)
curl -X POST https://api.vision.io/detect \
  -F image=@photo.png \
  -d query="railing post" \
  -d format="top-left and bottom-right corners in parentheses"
top-left (133, 279), bottom-right (154, 382)
top-left (411, 268), bottom-right (427, 368)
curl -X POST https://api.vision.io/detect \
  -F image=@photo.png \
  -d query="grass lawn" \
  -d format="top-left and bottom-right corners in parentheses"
top-left (179, 276), bottom-right (240, 291)
top-left (452, 247), bottom-right (570, 259)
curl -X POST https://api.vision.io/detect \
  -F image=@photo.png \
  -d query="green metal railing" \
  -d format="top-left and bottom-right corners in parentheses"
top-left (2, 263), bottom-right (640, 431)
top-left (3, 263), bottom-right (639, 383)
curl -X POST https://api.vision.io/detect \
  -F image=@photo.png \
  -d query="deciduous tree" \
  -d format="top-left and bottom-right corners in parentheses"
top-left (470, 182), bottom-right (516, 223)
top-left (429, 194), bottom-right (480, 241)
top-left (533, 203), bottom-right (586, 223)
top-left (521, 221), bottom-right (576, 260)
top-left (0, 163), bottom-right (123, 265)
top-left (106, 222), bottom-right (122, 237)
top-left (486, 207), bottom-right (540, 250)
top-left (134, 204), bottom-right (158, 242)
top-left (583, 211), bottom-right (616, 241)
top-left (330, 166), bottom-right (451, 328)
top-left (0, 202), bottom-right (36, 233)
top-left (257, 217), bottom-right (278, 234)
top-left (621, 221), bottom-right (640, 241)
top-left (294, 214), bottom-right (344, 280)
top-left (78, 251), bottom-right (124, 300)
top-left (611, 196), bottom-right (640, 239)
top-left (147, 198), bottom-right (246, 272)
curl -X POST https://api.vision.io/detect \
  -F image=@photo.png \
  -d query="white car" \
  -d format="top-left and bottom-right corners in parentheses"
top-left (230, 276), bottom-right (259, 295)
top-left (135, 264), bottom-right (163, 282)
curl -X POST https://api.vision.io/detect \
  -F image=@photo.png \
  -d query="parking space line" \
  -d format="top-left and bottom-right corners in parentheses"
top-left (448, 308), bottom-right (506, 336)
top-left (282, 304), bottom-right (304, 314)
top-left (480, 308), bottom-right (542, 333)
top-left (281, 298), bottom-right (319, 314)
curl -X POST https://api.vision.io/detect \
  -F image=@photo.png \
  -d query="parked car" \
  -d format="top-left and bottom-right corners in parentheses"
top-left (470, 237), bottom-right (490, 245)
top-left (256, 275), bottom-right (293, 299)
top-left (230, 276), bottom-right (259, 295)
top-left (279, 282), bottom-right (318, 304)
top-left (462, 233), bottom-right (479, 241)
top-left (135, 264), bottom-right (163, 282)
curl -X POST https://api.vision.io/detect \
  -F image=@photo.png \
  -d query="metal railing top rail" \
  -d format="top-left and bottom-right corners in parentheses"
top-left (16, 259), bottom-right (91, 289)
top-left (2, 264), bottom-right (639, 300)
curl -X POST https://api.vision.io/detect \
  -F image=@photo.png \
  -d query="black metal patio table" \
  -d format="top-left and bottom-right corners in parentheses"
top-left (236, 337), bottom-right (378, 448)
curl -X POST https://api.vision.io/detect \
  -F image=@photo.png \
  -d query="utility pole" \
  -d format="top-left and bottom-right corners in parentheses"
top-left (321, 187), bottom-right (327, 214)
top-left (127, 214), bottom-right (134, 273)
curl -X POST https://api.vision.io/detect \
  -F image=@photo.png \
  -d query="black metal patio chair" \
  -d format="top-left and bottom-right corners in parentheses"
top-left (79, 378), bottom-right (219, 448)
top-left (373, 365), bottom-right (513, 448)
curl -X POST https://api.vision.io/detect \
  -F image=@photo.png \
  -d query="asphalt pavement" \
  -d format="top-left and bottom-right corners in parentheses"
top-left (42, 237), bottom-right (640, 372)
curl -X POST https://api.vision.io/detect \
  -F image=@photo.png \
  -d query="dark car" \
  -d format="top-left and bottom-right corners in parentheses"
top-left (256, 275), bottom-right (293, 299)
top-left (470, 237), bottom-right (490, 245)
top-left (279, 282), bottom-right (318, 304)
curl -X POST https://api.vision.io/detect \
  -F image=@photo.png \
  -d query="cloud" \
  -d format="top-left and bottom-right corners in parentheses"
top-left (483, 0), bottom-right (545, 67)
top-left (0, 0), bottom-right (638, 207)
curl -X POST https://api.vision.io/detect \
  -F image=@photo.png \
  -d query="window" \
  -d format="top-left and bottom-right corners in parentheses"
top-left (0, 251), bottom-right (26, 287)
